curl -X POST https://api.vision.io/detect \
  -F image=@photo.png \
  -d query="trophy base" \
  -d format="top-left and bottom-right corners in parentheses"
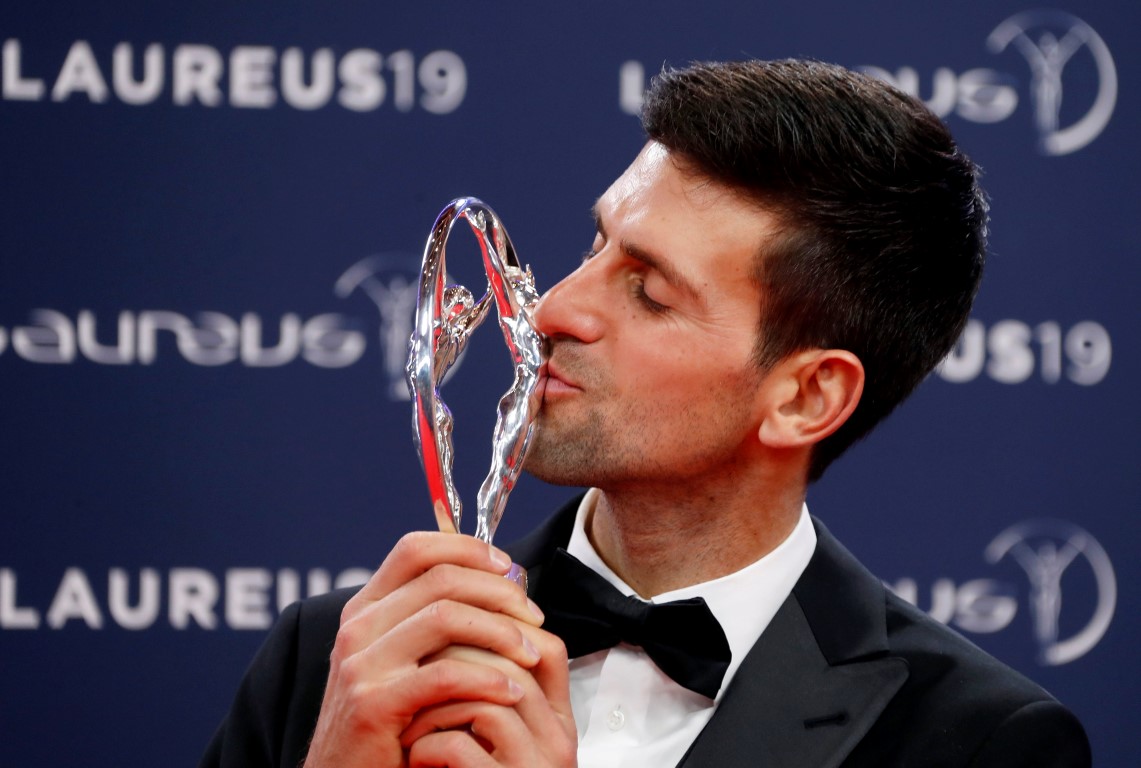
top-left (506, 563), bottom-right (528, 592)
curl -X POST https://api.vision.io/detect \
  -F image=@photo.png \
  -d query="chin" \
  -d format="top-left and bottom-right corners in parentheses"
top-left (523, 442), bottom-right (593, 487)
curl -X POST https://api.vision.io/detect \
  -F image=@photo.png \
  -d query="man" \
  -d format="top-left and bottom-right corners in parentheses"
top-left (202, 59), bottom-right (1091, 767)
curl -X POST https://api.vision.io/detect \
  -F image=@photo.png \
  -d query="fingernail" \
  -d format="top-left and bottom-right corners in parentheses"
top-left (489, 546), bottom-right (512, 571)
top-left (508, 679), bottom-right (525, 699)
top-left (527, 598), bottom-right (545, 622)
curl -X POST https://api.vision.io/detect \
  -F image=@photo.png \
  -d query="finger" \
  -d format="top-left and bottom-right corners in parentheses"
top-left (309, 648), bottom-right (527, 766)
top-left (349, 531), bottom-right (515, 608)
top-left (310, 655), bottom-right (522, 765)
top-left (366, 599), bottom-right (543, 672)
top-left (399, 648), bottom-right (536, 744)
top-left (401, 699), bottom-right (526, 748)
top-left (508, 631), bottom-right (577, 750)
top-left (406, 699), bottom-right (576, 768)
top-left (377, 656), bottom-right (526, 722)
top-left (414, 646), bottom-right (574, 752)
top-left (516, 625), bottom-right (573, 721)
top-left (335, 564), bottom-right (544, 659)
top-left (407, 728), bottom-right (500, 768)
top-left (383, 561), bottom-right (542, 627)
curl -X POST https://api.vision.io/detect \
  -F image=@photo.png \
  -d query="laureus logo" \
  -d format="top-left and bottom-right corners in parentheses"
top-left (987, 10), bottom-right (1117, 156)
top-left (985, 520), bottom-right (1116, 665)
top-left (851, 9), bottom-right (1116, 156)
top-left (336, 253), bottom-right (473, 402)
top-left (335, 254), bottom-right (423, 400)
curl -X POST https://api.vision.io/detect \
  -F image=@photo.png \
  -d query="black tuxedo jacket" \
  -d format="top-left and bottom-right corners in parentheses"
top-left (201, 497), bottom-right (1091, 767)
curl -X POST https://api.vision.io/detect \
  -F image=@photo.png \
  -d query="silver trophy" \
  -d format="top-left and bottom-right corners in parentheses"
top-left (406, 198), bottom-right (544, 586)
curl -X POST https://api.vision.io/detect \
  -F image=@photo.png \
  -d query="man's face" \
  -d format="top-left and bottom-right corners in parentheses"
top-left (525, 142), bottom-right (779, 491)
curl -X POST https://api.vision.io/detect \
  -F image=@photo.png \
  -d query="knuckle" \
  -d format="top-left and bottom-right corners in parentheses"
top-left (425, 598), bottom-right (452, 627)
top-left (423, 562), bottom-right (459, 593)
top-left (330, 620), bottom-right (360, 665)
top-left (417, 729), bottom-right (471, 759)
top-left (334, 650), bottom-right (364, 687)
top-left (355, 563), bottom-right (385, 593)
top-left (392, 531), bottom-right (432, 564)
top-left (426, 658), bottom-right (459, 691)
top-left (552, 737), bottom-right (577, 765)
top-left (551, 639), bottom-right (570, 666)
top-left (538, 631), bottom-right (569, 665)
top-left (328, 641), bottom-right (350, 669)
top-left (338, 595), bottom-right (363, 626)
top-left (342, 681), bottom-right (383, 729)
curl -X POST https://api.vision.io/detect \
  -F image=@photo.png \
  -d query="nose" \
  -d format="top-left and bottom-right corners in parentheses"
top-left (532, 259), bottom-right (605, 344)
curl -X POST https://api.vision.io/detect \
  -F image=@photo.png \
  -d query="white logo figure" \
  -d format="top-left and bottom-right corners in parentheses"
top-left (985, 520), bottom-right (1116, 665)
top-left (988, 10), bottom-right (1117, 155)
top-left (335, 255), bottom-right (424, 400)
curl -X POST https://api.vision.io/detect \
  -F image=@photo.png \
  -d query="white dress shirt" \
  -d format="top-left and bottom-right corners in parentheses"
top-left (564, 488), bottom-right (817, 768)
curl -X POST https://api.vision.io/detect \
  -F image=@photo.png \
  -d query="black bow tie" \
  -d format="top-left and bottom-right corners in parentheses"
top-left (533, 548), bottom-right (731, 699)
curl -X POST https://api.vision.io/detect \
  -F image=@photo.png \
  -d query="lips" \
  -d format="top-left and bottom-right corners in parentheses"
top-left (540, 358), bottom-right (580, 397)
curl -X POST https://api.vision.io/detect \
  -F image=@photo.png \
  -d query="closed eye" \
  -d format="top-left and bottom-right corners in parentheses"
top-left (632, 277), bottom-right (669, 314)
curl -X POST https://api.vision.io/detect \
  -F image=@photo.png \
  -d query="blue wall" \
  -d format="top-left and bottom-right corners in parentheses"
top-left (1, 2), bottom-right (1136, 764)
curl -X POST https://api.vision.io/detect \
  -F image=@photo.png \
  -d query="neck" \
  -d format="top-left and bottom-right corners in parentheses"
top-left (585, 465), bottom-right (806, 598)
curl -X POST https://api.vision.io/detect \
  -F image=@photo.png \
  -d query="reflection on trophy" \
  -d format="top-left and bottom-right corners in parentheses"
top-left (406, 198), bottom-right (544, 586)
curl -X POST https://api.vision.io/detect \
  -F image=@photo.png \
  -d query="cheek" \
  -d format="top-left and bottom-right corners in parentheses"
top-left (624, 354), bottom-right (713, 399)
top-left (612, 324), bottom-right (756, 394)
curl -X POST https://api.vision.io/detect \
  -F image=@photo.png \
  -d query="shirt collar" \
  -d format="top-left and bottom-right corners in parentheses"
top-left (565, 487), bottom-right (817, 699)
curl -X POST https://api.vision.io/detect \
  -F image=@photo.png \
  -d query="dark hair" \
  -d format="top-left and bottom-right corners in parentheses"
top-left (642, 59), bottom-right (987, 481)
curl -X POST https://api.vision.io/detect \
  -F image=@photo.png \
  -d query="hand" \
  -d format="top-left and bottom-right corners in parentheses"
top-left (400, 630), bottom-right (577, 767)
top-left (302, 532), bottom-right (549, 768)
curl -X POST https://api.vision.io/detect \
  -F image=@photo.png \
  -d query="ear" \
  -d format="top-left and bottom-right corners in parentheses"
top-left (757, 349), bottom-right (864, 449)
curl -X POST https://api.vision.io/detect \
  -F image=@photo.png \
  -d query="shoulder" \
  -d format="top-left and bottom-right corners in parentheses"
top-left (292, 585), bottom-right (358, 641)
top-left (254, 585), bottom-right (359, 683)
top-left (199, 586), bottom-right (360, 768)
top-left (872, 591), bottom-right (1090, 765)
top-left (883, 586), bottom-right (1060, 715)
top-left (808, 529), bottom-right (1091, 766)
top-left (287, 584), bottom-right (360, 675)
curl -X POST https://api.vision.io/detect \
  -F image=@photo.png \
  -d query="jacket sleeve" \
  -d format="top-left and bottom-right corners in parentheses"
top-left (199, 590), bottom-right (346, 768)
top-left (198, 600), bottom-right (305, 768)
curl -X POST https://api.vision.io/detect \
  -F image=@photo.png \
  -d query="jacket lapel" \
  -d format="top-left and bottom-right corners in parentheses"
top-left (679, 520), bottom-right (909, 768)
top-left (505, 494), bottom-right (582, 599)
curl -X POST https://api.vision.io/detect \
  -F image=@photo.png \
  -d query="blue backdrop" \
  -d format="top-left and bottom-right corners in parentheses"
top-left (1, 1), bottom-right (1136, 764)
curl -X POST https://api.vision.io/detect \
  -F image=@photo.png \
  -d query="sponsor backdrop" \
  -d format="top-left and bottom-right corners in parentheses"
top-left (1, 1), bottom-right (1136, 764)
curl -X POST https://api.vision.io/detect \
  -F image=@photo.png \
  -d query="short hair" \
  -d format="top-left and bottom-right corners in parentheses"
top-left (642, 59), bottom-right (987, 481)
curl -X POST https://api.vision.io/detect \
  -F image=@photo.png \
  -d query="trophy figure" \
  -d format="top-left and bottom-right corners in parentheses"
top-left (406, 198), bottom-right (544, 586)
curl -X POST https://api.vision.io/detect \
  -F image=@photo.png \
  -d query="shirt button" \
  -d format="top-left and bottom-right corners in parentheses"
top-left (607, 707), bottom-right (625, 731)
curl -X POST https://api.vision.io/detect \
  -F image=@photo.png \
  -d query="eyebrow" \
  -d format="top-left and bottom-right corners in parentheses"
top-left (592, 204), bottom-right (706, 307)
